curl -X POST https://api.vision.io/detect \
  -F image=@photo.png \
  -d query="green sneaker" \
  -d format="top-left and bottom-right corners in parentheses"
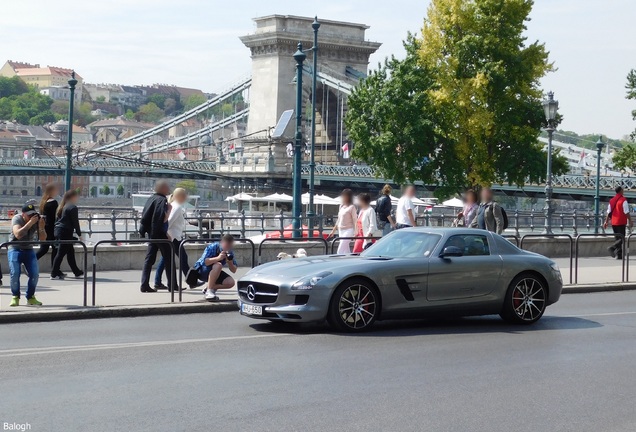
top-left (9, 296), bottom-right (19, 307)
top-left (27, 297), bottom-right (42, 306)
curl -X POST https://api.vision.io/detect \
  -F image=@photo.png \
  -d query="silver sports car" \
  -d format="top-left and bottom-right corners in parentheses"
top-left (238, 228), bottom-right (563, 332)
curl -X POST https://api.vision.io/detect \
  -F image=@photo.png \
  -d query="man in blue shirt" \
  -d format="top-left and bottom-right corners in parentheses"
top-left (193, 234), bottom-right (238, 301)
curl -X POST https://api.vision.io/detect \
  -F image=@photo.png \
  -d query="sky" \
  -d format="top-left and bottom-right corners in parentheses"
top-left (1, 0), bottom-right (635, 139)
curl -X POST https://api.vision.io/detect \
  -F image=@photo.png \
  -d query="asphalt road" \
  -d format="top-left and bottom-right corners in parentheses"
top-left (2, 293), bottom-right (636, 432)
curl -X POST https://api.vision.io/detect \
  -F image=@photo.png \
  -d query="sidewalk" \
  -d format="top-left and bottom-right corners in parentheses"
top-left (0, 257), bottom-right (633, 323)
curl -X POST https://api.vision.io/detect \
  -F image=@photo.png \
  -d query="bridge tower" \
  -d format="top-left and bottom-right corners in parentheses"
top-left (240, 15), bottom-right (381, 151)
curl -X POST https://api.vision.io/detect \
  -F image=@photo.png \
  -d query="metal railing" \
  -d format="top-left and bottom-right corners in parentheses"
top-left (91, 239), bottom-right (175, 306)
top-left (574, 233), bottom-right (624, 284)
top-left (257, 237), bottom-right (328, 265)
top-left (329, 236), bottom-right (381, 254)
top-left (0, 239), bottom-right (88, 306)
top-left (520, 234), bottom-right (573, 284)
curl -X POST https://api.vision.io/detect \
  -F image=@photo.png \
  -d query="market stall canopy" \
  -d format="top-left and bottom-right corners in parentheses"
top-left (302, 193), bottom-right (340, 205)
top-left (441, 197), bottom-right (464, 208)
top-left (225, 193), bottom-right (255, 202)
top-left (262, 193), bottom-right (293, 203)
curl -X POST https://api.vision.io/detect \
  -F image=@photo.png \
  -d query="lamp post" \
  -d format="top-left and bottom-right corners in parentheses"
top-left (292, 43), bottom-right (307, 238)
top-left (65, 71), bottom-right (78, 192)
top-left (307, 17), bottom-right (320, 238)
top-left (542, 91), bottom-right (559, 234)
top-left (594, 136), bottom-right (605, 234)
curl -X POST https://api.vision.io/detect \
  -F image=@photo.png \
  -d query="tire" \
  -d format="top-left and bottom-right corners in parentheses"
top-left (500, 273), bottom-right (548, 325)
top-left (327, 278), bottom-right (379, 332)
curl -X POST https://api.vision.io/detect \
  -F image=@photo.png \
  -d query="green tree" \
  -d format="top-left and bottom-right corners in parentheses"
top-left (116, 184), bottom-right (124, 196)
top-left (0, 76), bottom-right (29, 98)
top-left (613, 144), bottom-right (636, 172)
top-left (96, 95), bottom-right (106, 103)
top-left (135, 102), bottom-right (165, 123)
top-left (124, 109), bottom-right (135, 120)
top-left (147, 93), bottom-right (166, 109)
top-left (184, 94), bottom-right (207, 111)
top-left (627, 69), bottom-right (636, 141)
top-left (164, 97), bottom-right (177, 115)
top-left (175, 179), bottom-right (197, 195)
top-left (346, 0), bottom-right (567, 197)
top-left (90, 186), bottom-right (98, 197)
top-left (102, 185), bottom-right (111, 196)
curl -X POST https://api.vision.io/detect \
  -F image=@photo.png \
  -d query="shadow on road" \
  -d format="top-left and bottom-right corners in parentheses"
top-left (249, 315), bottom-right (602, 336)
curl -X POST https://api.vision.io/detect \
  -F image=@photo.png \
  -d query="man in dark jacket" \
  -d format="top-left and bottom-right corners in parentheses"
top-left (376, 184), bottom-right (395, 236)
top-left (139, 181), bottom-right (177, 293)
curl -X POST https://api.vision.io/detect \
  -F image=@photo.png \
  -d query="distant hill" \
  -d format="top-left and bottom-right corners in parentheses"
top-left (540, 129), bottom-right (631, 151)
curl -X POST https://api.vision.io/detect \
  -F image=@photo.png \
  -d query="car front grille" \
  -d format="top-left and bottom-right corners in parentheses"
top-left (238, 281), bottom-right (279, 304)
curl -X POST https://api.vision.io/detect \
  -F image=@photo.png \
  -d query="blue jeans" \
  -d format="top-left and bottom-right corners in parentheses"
top-left (8, 248), bottom-right (39, 299)
top-left (381, 221), bottom-right (393, 236)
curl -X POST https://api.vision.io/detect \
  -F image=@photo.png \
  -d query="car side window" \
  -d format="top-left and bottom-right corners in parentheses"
top-left (442, 234), bottom-right (490, 256)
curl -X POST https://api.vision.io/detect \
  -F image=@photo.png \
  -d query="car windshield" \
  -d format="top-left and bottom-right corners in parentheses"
top-left (360, 231), bottom-right (441, 258)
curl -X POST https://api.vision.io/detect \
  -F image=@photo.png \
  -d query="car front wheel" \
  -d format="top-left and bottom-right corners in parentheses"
top-left (500, 273), bottom-right (547, 324)
top-left (328, 278), bottom-right (379, 332)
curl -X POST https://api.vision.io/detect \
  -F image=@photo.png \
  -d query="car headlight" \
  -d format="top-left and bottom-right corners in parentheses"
top-left (291, 271), bottom-right (332, 290)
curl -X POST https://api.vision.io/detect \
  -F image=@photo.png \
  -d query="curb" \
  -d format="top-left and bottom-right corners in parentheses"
top-left (0, 301), bottom-right (238, 324)
top-left (562, 283), bottom-right (636, 294)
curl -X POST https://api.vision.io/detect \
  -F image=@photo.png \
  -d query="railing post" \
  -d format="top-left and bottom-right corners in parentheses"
top-left (220, 213), bottom-right (225, 235)
top-left (260, 213), bottom-right (265, 235)
top-left (424, 212), bottom-right (430, 227)
top-left (197, 210), bottom-right (204, 237)
top-left (87, 213), bottom-right (93, 237)
top-left (240, 210), bottom-right (246, 239)
top-left (572, 209), bottom-right (578, 237)
top-left (110, 210), bottom-right (117, 241)
top-left (318, 214), bottom-right (324, 236)
top-left (529, 210), bottom-right (535, 232)
top-left (514, 210), bottom-right (520, 237)
top-left (279, 210), bottom-right (285, 236)
top-left (559, 212), bottom-right (564, 232)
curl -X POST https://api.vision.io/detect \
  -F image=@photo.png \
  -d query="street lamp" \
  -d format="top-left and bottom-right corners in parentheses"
top-left (594, 136), bottom-right (605, 234)
top-left (307, 17), bottom-right (320, 238)
top-left (292, 43), bottom-right (307, 239)
top-left (65, 71), bottom-right (78, 192)
top-left (542, 91), bottom-right (559, 234)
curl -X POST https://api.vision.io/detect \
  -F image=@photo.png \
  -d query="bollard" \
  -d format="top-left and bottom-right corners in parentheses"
top-left (240, 210), bottom-right (246, 239)
top-left (529, 210), bottom-right (535, 232)
top-left (514, 210), bottom-right (520, 237)
top-left (260, 213), bottom-right (265, 235)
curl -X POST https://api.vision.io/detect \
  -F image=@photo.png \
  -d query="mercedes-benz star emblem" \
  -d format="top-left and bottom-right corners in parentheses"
top-left (246, 285), bottom-right (256, 301)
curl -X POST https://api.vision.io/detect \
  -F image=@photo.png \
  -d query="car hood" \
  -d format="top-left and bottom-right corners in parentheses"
top-left (245, 255), bottom-right (391, 280)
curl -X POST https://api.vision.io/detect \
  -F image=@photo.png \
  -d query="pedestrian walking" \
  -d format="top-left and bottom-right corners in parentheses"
top-left (457, 189), bottom-right (479, 227)
top-left (470, 187), bottom-right (505, 234)
top-left (36, 183), bottom-right (60, 266)
top-left (328, 189), bottom-right (358, 254)
top-left (139, 180), bottom-right (177, 293)
top-left (8, 203), bottom-right (45, 306)
top-left (50, 190), bottom-right (84, 280)
top-left (604, 186), bottom-right (633, 259)
top-left (376, 184), bottom-right (396, 235)
top-left (353, 193), bottom-right (378, 253)
top-left (395, 185), bottom-right (417, 229)
top-left (153, 188), bottom-right (202, 290)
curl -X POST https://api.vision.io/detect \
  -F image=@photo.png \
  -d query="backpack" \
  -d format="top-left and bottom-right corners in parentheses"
top-left (488, 203), bottom-right (509, 230)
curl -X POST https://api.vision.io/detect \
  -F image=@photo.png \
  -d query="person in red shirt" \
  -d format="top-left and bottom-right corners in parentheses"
top-left (603, 186), bottom-right (633, 259)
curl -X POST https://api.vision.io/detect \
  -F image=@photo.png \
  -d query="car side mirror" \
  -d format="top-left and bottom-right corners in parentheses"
top-left (440, 246), bottom-right (463, 258)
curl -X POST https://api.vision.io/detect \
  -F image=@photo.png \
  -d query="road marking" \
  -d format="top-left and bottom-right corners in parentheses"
top-left (554, 311), bottom-right (636, 318)
top-left (0, 333), bottom-right (294, 358)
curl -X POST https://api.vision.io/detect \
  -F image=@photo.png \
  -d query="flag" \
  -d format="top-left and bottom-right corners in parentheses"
top-left (23, 150), bottom-right (29, 159)
top-left (342, 142), bottom-right (350, 159)
top-left (176, 149), bottom-right (186, 160)
top-left (578, 150), bottom-right (586, 168)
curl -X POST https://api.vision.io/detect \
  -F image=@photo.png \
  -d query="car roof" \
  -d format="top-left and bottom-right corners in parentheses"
top-left (407, 227), bottom-right (495, 236)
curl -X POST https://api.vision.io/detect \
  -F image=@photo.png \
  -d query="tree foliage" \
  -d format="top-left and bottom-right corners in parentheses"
top-left (613, 144), bottom-right (636, 172)
top-left (135, 102), bottom-right (165, 123)
top-left (116, 184), bottom-right (125, 196)
top-left (184, 94), bottom-right (207, 111)
top-left (345, 0), bottom-right (567, 197)
top-left (626, 69), bottom-right (636, 141)
top-left (175, 179), bottom-right (197, 195)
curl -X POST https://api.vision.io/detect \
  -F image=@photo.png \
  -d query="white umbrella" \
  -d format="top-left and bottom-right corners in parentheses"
top-left (442, 197), bottom-right (464, 208)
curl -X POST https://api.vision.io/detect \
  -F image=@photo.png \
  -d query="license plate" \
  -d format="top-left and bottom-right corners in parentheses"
top-left (241, 304), bottom-right (262, 316)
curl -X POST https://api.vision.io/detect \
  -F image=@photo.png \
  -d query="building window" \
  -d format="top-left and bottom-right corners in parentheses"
top-left (22, 177), bottom-right (27, 186)
top-left (9, 177), bottom-right (14, 186)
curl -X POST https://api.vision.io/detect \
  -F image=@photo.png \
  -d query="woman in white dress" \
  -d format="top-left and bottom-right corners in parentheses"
top-left (328, 189), bottom-right (357, 255)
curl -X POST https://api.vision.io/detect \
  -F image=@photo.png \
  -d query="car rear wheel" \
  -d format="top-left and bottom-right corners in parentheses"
top-left (500, 273), bottom-right (547, 324)
top-left (328, 278), bottom-right (379, 332)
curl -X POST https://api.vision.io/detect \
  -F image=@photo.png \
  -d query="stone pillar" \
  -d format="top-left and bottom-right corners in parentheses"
top-left (240, 15), bottom-right (381, 138)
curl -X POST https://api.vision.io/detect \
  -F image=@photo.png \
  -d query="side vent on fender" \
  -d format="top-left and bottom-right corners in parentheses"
top-left (396, 278), bottom-right (415, 301)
